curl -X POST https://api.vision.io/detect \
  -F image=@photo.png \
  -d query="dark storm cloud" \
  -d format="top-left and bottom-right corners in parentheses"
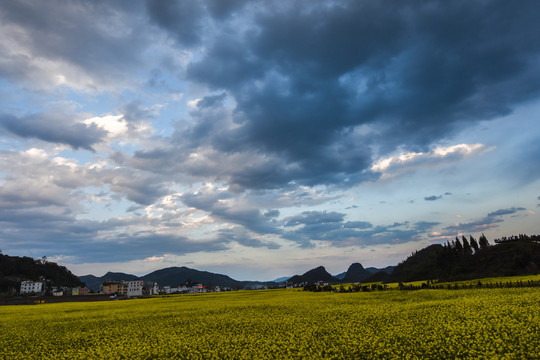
top-left (0, 0), bottom-right (149, 87)
top-left (130, 99), bottom-right (378, 190)
top-left (0, 113), bottom-right (107, 151)
top-left (145, 0), bottom-right (540, 190)
top-left (146, 0), bottom-right (205, 47)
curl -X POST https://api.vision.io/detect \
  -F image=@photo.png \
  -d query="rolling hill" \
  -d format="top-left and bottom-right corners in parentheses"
top-left (287, 266), bottom-right (340, 285)
top-left (141, 266), bottom-right (244, 289)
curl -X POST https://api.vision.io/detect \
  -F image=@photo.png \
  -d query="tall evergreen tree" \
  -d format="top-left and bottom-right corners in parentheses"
top-left (455, 237), bottom-right (463, 254)
top-left (479, 233), bottom-right (490, 249)
top-left (462, 236), bottom-right (473, 255)
top-left (469, 235), bottom-right (479, 253)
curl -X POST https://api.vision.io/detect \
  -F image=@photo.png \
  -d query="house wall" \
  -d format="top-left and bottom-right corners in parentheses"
top-left (79, 287), bottom-right (89, 295)
top-left (20, 281), bottom-right (43, 294)
top-left (102, 283), bottom-right (119, 294)
top-left (126, 280), bottom-right (143, 297)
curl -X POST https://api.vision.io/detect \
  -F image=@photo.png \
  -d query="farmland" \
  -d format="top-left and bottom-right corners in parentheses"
top-left (1, 287), bottom-right (539, 359)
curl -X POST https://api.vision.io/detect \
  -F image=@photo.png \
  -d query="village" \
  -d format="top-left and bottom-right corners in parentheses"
top-left (17, 279), bottom-right (232, 299)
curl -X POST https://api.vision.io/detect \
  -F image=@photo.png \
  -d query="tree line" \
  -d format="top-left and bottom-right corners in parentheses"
top-left (442, 233), bottom-right (490, 256)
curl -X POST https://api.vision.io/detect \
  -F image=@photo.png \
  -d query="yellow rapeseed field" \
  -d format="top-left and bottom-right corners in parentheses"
top-left (1, 288), bottom-right (539, 359)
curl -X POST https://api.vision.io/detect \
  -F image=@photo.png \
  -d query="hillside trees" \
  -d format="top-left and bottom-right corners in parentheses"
top-left (462, 236), bottom-right (473, 255)
top-left (454, 237), bottom-right (463, 253)
top-left (470, 236), bottom-right (479, 253)
top-left (479, 233), bottom-right (490, 249)
top-left (0, 253), bottom-right (83, 294)
top-left (385, 234), bottom-right (540, 282)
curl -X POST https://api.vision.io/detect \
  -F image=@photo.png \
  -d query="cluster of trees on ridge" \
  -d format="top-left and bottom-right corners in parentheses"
top-left (362, 233), bottom-right (540, 284)
top-left (0, 253), bottom-right (83, 295)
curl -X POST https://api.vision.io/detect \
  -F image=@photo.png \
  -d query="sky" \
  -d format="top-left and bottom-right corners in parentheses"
top-left (0, 0), bottom-right (539, 281)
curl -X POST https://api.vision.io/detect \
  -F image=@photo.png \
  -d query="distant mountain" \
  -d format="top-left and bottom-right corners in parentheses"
top-left (141, 266), bottom-right (244, 289)
top-left (262, 266), bottom-right (393, 284)
top-left (335, 265), bottom-right (394, 281)
top-left (343, 263), bottom-right (372, 283)
top-left (79, 271), bottom-right (138, 292)
top-left (80, 266), bottom-right (276, 291)
top-left (288, 266), bottom-right (340, 285)
top-left (334, 272), bottom-right (346, 280)
top-left (366, 266), bottom-right (395, 275)
top-left (77, 275), bottom-right (100, 291)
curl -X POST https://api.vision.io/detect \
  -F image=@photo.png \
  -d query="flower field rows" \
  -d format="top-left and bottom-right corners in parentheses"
top-left (1, 288), bottom-right (539, 359)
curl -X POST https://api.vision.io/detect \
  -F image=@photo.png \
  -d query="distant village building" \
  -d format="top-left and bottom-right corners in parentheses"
top-left (117, 282), bottom-right (128, 297)
top-left (100, 280), bottom-right (143, 298)
top-left (126, 280), bottom-right (143, 298)
top-left (176, 285), bottom-right (189, 293)
top-left (102, 282), bottom-right (119, 295)
top-left (100, 279), bottom-right (217, 297)
top-left (79, 287), bottom-right (89, 295)
top-left (72, 287), bottom-right (89, 296)
top-left (20, 281), bottom-right (43, 294)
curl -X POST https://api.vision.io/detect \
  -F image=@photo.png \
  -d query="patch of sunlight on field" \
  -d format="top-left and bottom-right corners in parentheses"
top-left (1, 288), bottom-right (539, 359)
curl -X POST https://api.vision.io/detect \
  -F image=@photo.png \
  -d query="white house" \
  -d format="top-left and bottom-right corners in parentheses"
top-left (20, 281), bottom-right (43, 294)
top-left (151, 282), bottom-right (159, 295)
top-left (126, 280), bottom-right (143, 298)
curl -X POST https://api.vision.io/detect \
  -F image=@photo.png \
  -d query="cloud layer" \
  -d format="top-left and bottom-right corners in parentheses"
top-left (0, 0), bottom-right (539, 278)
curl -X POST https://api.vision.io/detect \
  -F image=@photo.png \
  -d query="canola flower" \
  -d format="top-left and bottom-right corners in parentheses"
top-left (0, 288), bottom-right (539, 359)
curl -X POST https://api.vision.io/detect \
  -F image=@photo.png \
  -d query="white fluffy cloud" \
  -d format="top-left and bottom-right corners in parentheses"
top-left (371, 144), bottom-right (487, 176)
